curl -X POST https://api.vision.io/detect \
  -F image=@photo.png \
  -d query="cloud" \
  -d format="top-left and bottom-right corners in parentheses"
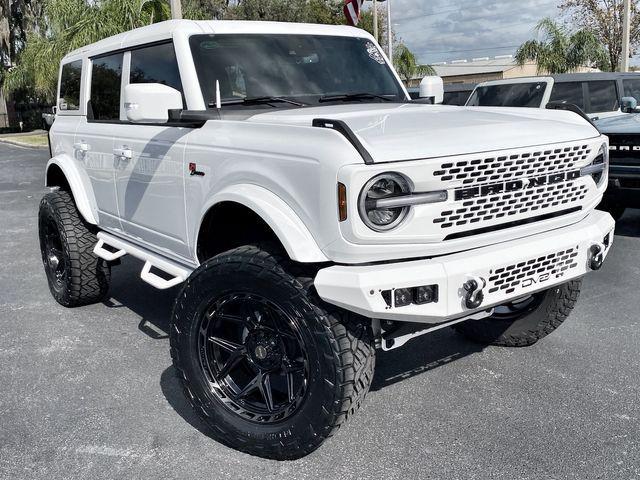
top-left (389, 0), bottom-right (561, 64)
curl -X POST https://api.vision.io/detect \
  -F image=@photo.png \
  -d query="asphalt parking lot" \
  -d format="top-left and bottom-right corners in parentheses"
top-left (0, 142), bottom-right (639, 480)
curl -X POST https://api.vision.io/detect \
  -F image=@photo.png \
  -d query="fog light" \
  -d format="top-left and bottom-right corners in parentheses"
top-left (394, 288), bottom-right (412, 307)
top-left (414, 285), bottom-right (438, 304)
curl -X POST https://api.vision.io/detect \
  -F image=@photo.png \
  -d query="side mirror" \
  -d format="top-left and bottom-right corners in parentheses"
top-left (124, 83), bottom-right (183, 123)
top-left (621, 96), bottom-right (638, 113)
top-left (419, 76), bottom-right (444, 104)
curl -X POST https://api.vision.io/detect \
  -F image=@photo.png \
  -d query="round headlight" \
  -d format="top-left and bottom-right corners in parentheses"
top-left (358, 173), bottom-right (411, 231)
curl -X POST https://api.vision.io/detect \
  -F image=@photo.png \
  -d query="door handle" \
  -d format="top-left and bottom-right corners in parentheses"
top-left (113, 147), bottom-right (132, 160)
top-left (73, 142), bottom-right (90, 152)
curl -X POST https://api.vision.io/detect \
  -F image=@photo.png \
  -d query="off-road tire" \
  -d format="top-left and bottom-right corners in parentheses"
top-left (170, 245), bottom-right (376, 460)
top-left (38, 190), bottom-right (110, 307)
top-left (453, 280), bottom-right (581, 347)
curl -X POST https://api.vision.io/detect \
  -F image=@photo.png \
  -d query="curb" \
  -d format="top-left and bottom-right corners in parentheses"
top-left (0, 138), bottom-right (49, 150)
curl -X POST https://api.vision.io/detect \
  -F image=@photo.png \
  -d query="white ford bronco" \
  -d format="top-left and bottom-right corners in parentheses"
top-left (40, 20), bottom-right (614, 459)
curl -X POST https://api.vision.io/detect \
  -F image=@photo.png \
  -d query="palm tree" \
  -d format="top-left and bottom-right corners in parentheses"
top-left (515, 18), bottom-right (608, 74)
top-left (3, 0), bottom-right (172, 102)
top-left (393, 43), bottom-right (436, 85)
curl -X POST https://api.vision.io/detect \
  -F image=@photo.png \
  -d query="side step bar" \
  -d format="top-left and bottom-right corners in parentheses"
top-left (93, 232), bottom-right (194, 290)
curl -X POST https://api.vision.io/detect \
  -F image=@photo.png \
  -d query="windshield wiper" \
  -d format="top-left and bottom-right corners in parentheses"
top-left (210, 96), bottom-right (307, 107)
top-left (318, 93), bottom-right (394, 103)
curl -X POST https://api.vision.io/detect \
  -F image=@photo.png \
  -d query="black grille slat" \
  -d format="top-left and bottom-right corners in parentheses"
top-left (608, 134), bottom-right (640, 166)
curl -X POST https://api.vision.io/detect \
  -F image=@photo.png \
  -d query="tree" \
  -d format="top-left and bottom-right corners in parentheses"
top-left (559, 0), bottom-right (640, 71)
top-left (227, 0), bottom-right (343, 23)
top-left (3, 0), bottom-right (173, 101)
top-left (3, 0), bottom-right (405, 101)
top-left (393, 43), bottom-right (435, 85)
top-left (515, 17), bottom-right (608, 74)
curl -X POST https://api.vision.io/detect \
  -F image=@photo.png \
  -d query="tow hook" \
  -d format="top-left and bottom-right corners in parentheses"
top-left (588, 243), bottom-right (606, 271)
top-left (463, 276), bottom-right (486, 309)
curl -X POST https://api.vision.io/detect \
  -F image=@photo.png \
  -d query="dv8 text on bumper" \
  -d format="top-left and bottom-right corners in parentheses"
top-left (314, 210), bottom-right (614, 323)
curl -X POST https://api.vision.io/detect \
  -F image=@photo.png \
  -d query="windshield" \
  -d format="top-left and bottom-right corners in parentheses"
top-left (189, 34), bottom-right (406, 107)
top-left (467, 82), bottom-right (546, 108)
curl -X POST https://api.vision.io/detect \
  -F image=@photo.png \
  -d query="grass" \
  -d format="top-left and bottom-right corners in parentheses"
top-left (0, 133), bottom-right (49, 148)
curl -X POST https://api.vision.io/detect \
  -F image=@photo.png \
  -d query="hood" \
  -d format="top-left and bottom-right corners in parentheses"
top-left (594, 113), bottom-right (640, 134)
top-left (248, 103), bottom-right (601, 163)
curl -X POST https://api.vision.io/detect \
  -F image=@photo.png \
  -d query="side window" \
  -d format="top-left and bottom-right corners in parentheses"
top-left (549, 82), bottom-right (585, 111)
top-left (59, 60), bottom-right (82, 111)
top-left (130, 42), bottom-right (183, 94)
top-left (623, 78), bottom-right (640, 101)
top-left (90, 53), bottom-right (123, 121)
top-left (585, 81), bottom-right (618, 113)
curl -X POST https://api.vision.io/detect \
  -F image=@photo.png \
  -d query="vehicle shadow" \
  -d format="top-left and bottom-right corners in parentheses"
top-left (370, 328), bottom-right (483, 391)
top-left (612, 208), bottom-right (640, 238)
top-left (103, 256), bottom-right (486, 429)
top-left (102, 256), bottom-right (179, 339)
top-left (158, 331), bottom-right (484, 439)
top-left (160, 366), bottom-right (214, 437)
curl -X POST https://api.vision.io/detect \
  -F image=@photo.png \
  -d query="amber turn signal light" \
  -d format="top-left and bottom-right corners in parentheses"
top-left (338, 183), bottom-right (347, 222)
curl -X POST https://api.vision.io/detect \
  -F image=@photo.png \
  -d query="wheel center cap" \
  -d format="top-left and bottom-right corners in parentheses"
top-left (245, 330), bottom-right (282, 370)
top-left (48, 254), bottom-right (59, 269)
top-left (254, 345), bottom-right (268, 360)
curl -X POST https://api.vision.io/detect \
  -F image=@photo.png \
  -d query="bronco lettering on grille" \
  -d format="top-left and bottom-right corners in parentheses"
top-left (454, 169), bottom-right (581, 201)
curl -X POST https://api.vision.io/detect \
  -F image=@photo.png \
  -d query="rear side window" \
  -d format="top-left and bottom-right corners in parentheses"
top-left (90, 53), bottom-right (123, 121)
top-left (623, 78), bottom-right (640, 101)
top-left (550, 81), bottom-right (619, 114)
top-left (59, 60), bottom-right (82, 111)
top-left (549, 82), bottom-right (585, 111)
top-left (130, 42), bottom-right (183, 94)
top-left (586, 81), bottom-right (618, 113)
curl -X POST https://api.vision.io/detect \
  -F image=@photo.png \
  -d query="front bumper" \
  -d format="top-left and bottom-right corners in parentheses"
top-left (314, 210), bottom-right (615, 323)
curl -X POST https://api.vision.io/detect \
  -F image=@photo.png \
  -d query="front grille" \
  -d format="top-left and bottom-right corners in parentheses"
top-left (433, 144), bottom-right (590, 187)
top-left (608, 134), bottom-right (640, 166)
top-left (487, 246), bottom-right (579, 295)
top-left (434, 181), bottom-right (588, 229)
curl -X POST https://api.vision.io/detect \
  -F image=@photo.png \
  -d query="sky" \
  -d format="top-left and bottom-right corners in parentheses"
top-left (387, 0), bottom-right (562, 65)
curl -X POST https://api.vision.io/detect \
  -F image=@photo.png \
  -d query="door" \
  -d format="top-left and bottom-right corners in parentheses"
top-left (52, 59), bottom-right (82, 164)
top-left (112, 42), bottom-right (191, 259)
top-left (111, 125), bottom-right (190, 258)
top-left (76, 52), bottom-right (125, 232)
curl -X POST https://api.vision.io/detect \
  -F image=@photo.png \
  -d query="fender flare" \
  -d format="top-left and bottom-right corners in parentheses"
top-left (197, 184), bottom-right (329, 263)
top-left (45, 156), bottom-right (98, 225)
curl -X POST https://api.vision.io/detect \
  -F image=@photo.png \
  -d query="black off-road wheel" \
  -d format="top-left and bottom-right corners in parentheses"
top-left (38, 190), bottom-right (110, 307)
top-left (170, 245), bottom-right (375, 460)
top-left (453, 280), bottom-right (581, 347)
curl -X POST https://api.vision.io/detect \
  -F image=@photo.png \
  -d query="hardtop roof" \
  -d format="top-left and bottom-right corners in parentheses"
top-left (62, 19), bottom-right (371, 62)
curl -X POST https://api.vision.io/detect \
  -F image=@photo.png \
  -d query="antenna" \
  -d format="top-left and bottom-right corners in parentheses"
top-left (215, 80), bottom-right (221, 109)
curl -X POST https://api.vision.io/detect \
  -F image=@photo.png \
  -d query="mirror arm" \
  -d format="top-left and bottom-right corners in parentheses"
top-left (167, 109), bottom-right (219, 127)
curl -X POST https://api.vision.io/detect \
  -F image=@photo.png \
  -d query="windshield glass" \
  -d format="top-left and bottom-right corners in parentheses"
top-left (189, 34), bottom-right (405, 107)
top-left (467, 82), bottom-right (546, 107)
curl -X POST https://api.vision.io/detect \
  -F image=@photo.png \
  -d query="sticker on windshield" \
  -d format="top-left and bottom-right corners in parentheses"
top-left (366, 42), bottom-right (386, 64)
top-left (200, 41), bottom-right (218, 50)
